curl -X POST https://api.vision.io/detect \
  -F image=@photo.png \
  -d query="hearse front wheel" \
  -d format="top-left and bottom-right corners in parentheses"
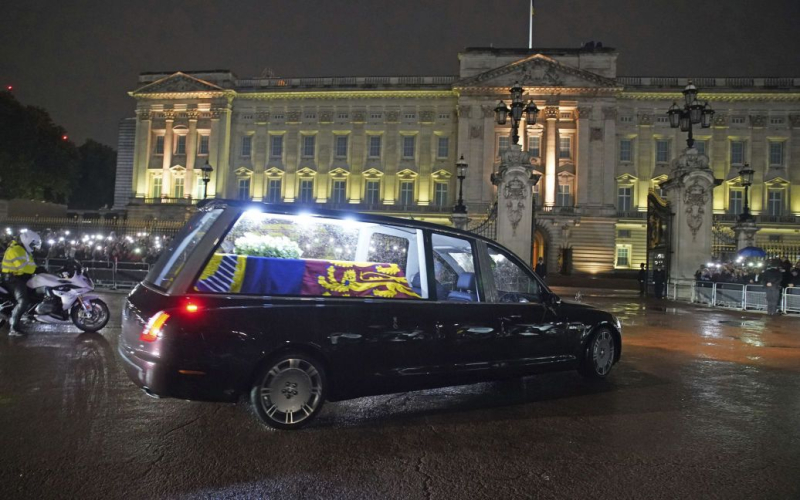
top-left (579, 327), bottom-right (616, 379)
top-left (250, 352), bottom-right (327, 430)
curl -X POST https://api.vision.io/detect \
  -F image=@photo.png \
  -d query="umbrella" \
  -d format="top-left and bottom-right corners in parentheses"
top-left (737, 246), bottom-right (766, 258)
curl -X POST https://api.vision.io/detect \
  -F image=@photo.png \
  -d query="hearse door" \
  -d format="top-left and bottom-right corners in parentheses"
top-left (428, 232), bottom-right (502, 378)
top-left (482, 243), bottom-right (570, 372)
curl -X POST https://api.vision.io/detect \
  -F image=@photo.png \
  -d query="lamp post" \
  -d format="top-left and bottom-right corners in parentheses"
top-left (453, 155), bottom-right (468, 214)
top-left (738, 163), bottom-right (755, 222)
top-left (494, 81), bottom-right (539, 145)
top-left (200, 161), bottom-right (214, 199)
top-left (667, 81), bottom-right (715, 148)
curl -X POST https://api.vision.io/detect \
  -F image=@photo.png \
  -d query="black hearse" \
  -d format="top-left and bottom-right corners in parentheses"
top-left (120, 200), bottom-right (621, 429)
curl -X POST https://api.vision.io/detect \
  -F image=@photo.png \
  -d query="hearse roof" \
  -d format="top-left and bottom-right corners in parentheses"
top-left (197, 199), bottom-right (493, 244)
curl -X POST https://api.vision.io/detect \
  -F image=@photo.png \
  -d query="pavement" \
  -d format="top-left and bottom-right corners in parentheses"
top-left (1, 292), bottom-right (800, 499)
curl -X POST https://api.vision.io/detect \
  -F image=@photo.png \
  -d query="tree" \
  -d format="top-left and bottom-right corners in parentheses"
top-left (71, 140), bottom-right (117, 209)
top-left (0, 90), bottom-right (79, 203)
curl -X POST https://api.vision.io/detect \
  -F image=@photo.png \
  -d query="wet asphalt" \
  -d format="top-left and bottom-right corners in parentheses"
top-left (1, 290), bottom-right (800, 499)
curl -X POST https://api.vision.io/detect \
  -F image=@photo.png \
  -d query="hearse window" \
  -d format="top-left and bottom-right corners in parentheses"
top-left (431, 233), bottom-right (480, 302)
top-left (146, 208), bottom-right (223, 290)
top-left (194, 211), bottom-right (428, 299)
top-left (488, 245), bottom-right (541, 302)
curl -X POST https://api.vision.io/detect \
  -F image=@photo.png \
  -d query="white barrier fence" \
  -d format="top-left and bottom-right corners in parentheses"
top-left (44, 259), bottom-right (150, 290)
top-left (691, 281), bottom-right (800, 314)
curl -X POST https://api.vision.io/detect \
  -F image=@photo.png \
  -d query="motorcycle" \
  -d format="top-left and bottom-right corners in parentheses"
top-left (0, 260), bottom-right (110, 333)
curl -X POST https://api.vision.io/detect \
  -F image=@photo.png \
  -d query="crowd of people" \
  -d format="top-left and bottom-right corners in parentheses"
top-left (695, 258), bottom-right (800, 288)
top-left (1, 228), bottom-right (170, 265)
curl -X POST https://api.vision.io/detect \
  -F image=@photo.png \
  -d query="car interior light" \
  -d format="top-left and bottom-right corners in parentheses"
top-left (141, 312), bottom-right (170, 342)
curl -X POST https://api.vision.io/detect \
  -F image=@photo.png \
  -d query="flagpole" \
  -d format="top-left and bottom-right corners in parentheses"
top-left (529, 0), bottom-right (534, 49)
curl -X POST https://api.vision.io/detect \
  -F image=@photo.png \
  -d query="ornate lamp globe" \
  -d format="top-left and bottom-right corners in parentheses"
top-left (668, 102), bottom-right (681, 128)
top-left (682, 82), bottom-right (698, 106)
top-left (494, 101), bottom-right (510, 125)
top-left (701, 102), bottom-right (714, 128)
top-left (524, 101), bottom-right (539, 124)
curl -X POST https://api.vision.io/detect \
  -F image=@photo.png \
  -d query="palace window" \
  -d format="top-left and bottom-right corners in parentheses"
top-left (365, 180), bottom-right (380, 205)
top-left (528, 135), bottom-right (540, 157)
top-left (302, 135), bottom-right (316, 158)
top-left (767, 189), bottom-right (783, 216)
top-left (150, 176), bottom-right (162, 198)
top-left (402, 136), bottom-right (416, 159)
top-left (399, 181), bottom-right (415, 206)
top-left (728, 188), bottom-right (743, 215)
top-left (241, 136), bottom-right (252, 157)
top-left (656, 140), bottom-right (670, 163)
top-left (331, 180), bottom-right (347, 204)
top-left (730, 141), bottom-right (745, 166)
top-left (619, 139), bottom-right (633, 162)
top-left (437, 137), bottom-right (449, 159)
top-left (335, 136), bottom-right (348, 159)
top-left (557, 182), bottom-right (573, 207)
top-left (198, 135), bottom-right (209, 155)
top-left (266, 178), bottom-right (282, 203)
top-left (270, 135), bottom-right (283, 158)
top-left (617, 186), bottom-right (633, 212)
top-left (498, 136), bottom-right (510, 157)
top-left (173, 177), bottom-right (184, 198)
top-left (368, 136), bottom-right (382, 158)
top-left (299, 179), bottom-right (315, 203)
top-left (175, 135), bottom-right (186, 155)
top-left (769, 141), bottom-right (784, 166)
top-left (694, 140), bottom-right (707, 156)
top-left (434, 182), bottom-right (448, 207)
top-left (155, 136), bottom-right (164, 155)
top-left (559, 136), bottom-right (572, 159)
top-left (615, 245), bottom-right (631, 268)
top-left (237, 178), bottom-right (251, 200)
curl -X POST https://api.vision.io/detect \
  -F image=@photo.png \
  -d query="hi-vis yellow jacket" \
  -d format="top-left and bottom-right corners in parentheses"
top-left (2, 241), bottom-right (36, 276)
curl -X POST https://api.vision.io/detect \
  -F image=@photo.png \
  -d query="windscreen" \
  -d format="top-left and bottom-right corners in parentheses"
top-left (145, 209), bottom-right (223, 290)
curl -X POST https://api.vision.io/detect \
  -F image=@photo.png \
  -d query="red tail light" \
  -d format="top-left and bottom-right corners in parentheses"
top-left (141, 311), bottom-right (170, 342)
top-left (185, 303), bottom-right (199, 313)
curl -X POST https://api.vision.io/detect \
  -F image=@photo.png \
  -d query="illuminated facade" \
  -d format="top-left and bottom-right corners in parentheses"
top-left (120, 47), bottom-right (800, 273)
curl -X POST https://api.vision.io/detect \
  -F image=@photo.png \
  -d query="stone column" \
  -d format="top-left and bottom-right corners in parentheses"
top-left (161, 112), bottom-right (174, 197)
top-left (132, 109), bottom-right (152, 199)
top-left (661, 147), bottom-right (718, 299)
top-left (544, 107), bottom-right (558, 207)
top-left (450, 212), bottom-right (470, 231)
top-left (492, 144), bottom-right (540, 266)
top-left (576, 106), bottom-right (592, 207)
top-left (733, 219), bottom-right (759, 250)
top-left (186, 113), bottom-right (198, 200)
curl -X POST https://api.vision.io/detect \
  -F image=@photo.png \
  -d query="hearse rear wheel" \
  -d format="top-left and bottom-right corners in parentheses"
top-left (579, 327), bottom-right (616, 379)
top-left (250, 352), bottom-right (327, 430)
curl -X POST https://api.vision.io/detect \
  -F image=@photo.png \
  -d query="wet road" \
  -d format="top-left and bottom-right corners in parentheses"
top-left (1, 291), bottom-right (800, 499)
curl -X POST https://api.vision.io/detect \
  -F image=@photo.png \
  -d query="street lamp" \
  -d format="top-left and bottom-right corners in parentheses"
top-left (200, 161), bottom-right (214, 199)
top-left (667, 81), bottom-right (715, 148)
top-left (494, 81), bottom-right (539, 146)
top-left (453, 155), bottom-right (469, 214)
top-left (738, 163), bottom-right (755, 222)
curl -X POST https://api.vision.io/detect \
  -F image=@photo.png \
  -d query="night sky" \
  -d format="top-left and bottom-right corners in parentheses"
top-left (2, 0), bottom-right (798, 147)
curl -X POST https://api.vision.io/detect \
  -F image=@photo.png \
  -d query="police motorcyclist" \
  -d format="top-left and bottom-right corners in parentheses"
top-left (2, 231), bottom-right (42, 336)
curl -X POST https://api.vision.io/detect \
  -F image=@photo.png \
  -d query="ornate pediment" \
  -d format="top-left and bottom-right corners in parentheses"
top-left (455, 54), bottom-right (620, 93)
top-left (131, 72), bottom-right (227, 98)
top-left (234, 167), bottom-right (253, 177)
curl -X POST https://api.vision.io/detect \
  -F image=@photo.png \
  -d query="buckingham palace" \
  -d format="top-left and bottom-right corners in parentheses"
top-left (114, 46), bottom-right (800, 274)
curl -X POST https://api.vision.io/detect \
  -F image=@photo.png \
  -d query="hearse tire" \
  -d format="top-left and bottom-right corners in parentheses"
top-left (579, 327), bottom-right (616, 380)
top-left (250, 351), bottom-right (327, 430)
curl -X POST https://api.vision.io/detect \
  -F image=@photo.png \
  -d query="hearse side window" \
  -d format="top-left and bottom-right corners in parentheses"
top-left (193, 211), bottom-right (428, 299)
top-left (146, 208), bottom-right (224, 290)
top-left (431, 233), bottom-right (481, 302)
top-left (487, 245), bottom-right (541, 302)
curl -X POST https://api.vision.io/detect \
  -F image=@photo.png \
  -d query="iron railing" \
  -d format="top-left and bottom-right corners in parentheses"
top-left (692, 281), bottom-right (799, 314)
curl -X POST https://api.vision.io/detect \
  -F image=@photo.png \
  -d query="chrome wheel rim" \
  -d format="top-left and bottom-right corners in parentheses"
top-left (79, 302), bottom-right (107, 329)
top-left (259, 358), bottom-right (322, 425)
top-left (592, 330), bottom-right (614, 375)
